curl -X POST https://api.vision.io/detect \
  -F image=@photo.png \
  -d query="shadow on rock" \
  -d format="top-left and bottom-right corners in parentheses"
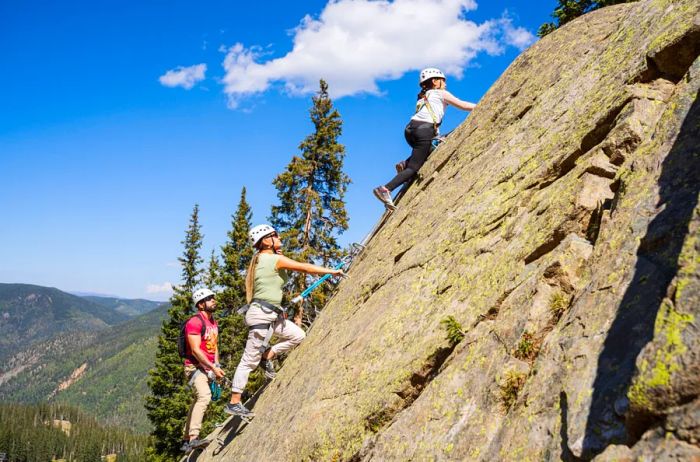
top-left (582, 90), bottom-right (700, 458)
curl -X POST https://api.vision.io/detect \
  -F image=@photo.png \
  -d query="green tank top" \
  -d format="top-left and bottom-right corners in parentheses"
top-left (252, 253), bottom-right (289, 306)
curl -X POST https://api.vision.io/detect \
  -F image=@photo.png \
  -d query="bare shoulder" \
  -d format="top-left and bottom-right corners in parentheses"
top-left (275, 254), bottom-right (305, 270)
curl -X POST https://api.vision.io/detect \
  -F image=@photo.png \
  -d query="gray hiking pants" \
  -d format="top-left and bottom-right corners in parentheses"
top-left (231, 302), bottom-right (305, 393)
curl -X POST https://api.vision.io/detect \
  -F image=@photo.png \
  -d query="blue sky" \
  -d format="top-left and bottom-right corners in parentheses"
top-left (0, 0), bottom-right (556, 300)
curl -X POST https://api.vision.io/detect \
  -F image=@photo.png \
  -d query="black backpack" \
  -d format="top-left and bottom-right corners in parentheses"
top-left (177, 312), bottom-right (207, 359)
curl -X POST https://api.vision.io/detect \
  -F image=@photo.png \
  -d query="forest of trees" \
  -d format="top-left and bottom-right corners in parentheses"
top-left (0, 403), bottom-right (147, 462)
top-left (145, 80), bottom-right (350, 460)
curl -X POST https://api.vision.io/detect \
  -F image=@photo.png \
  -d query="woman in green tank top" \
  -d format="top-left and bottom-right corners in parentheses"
top-left (226, 224), bottom-right (343, 418)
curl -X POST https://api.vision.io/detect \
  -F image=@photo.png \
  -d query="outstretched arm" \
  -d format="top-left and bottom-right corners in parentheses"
top-left (443, 91), bottom-right (476, 111)
top-left (275, 255), bottom-right (344, 276)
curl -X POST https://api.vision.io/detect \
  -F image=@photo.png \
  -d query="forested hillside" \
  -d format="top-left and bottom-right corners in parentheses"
top-left (0, 301), bottom-right (168, 432)
top-left (0, 402), bottom-right (147, 461)
top-left (82, 295), bottom-right (161, 317)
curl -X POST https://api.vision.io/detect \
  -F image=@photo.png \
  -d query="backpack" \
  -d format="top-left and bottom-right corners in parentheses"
top-left (177, 312), bottom-right (207, 359)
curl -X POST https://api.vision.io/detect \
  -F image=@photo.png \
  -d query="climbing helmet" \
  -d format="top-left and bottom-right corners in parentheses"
top-left (193, 287), bottom-right (215, 306)
top-left (249, 224), bottom-right (277, 247)
top-left (419, 67), bottom-right (445, 84)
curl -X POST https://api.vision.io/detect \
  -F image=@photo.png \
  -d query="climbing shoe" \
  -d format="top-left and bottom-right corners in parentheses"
top-left (372, 186), bottom-right (395, 209)
top-left (224, 402), bottom-right (255, 418)
top-left (260, 359), bottom-right (277, 380)
top-left (395, 160), bottom-right (407, 173)
top-left (180, 438), bottom-right (209, 452)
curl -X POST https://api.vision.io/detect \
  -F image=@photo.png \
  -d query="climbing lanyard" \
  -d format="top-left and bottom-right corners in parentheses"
top-left (210, 380), bottom-right (222, 401)
top-left (290, 244), bottom-right (362, 304)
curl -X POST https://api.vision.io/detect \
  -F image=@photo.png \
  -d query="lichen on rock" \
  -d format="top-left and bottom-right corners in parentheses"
top-left (196, 1), bottom-right (700, 461)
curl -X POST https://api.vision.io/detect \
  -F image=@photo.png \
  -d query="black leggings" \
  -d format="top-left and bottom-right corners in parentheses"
top-left (385, 120), bottom-right (436, 191)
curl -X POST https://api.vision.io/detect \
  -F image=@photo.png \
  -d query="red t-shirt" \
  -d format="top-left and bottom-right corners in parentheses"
top-left (183, 313), bottom-right (218, 368)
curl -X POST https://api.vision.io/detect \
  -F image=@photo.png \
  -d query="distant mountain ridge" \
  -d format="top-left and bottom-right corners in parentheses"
top-left (0, 283), bottom-right (131, 362)
top-left (81, 295), bottom-right (161, 317)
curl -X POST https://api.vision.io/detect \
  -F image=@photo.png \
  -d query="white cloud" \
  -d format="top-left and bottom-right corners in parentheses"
top-left (159, 64), bottom-right (207, 90)
top-left (499, 16), bottom-right (536, 50)
top-left (221, 0), bottom-right (535, 108)
top-left (146, 282), bottom-right (174, 294)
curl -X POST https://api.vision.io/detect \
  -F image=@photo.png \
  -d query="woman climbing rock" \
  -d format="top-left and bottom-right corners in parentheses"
top-left (373, 67), bottom-right (476, 208)
top-left (225, 224), bottom-right (344, 419)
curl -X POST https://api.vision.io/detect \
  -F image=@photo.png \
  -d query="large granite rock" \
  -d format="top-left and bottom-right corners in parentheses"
top-left (199, 1), bottom-right (700, 460)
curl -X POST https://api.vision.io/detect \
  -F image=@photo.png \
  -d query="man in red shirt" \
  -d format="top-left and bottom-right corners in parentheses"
top-left (181, 287), bottom-right (225, 452)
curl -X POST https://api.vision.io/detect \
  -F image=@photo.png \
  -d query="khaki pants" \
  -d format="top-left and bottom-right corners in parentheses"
top-left (231, 303), bottom-right (305, 393)
top-left (183, 365), bottom-right (211, 439)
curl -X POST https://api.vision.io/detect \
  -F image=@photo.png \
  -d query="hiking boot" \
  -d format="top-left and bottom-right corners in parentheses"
top-left (260, 359), bottom-right (277, 380)
top-left (224, 402), bottom-right (255, 418)
top-left (181, 438), bottom-right (209, 452)
top-left (189, 439), bottom-right (210, 450)
top-left (372, 186), bottom-right (395, 209)
top-left (395, 160), bottom-right (407, 173)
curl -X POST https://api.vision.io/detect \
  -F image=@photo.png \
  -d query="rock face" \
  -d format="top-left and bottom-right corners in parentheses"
top-left (201, 1), bottom-right (700, 460)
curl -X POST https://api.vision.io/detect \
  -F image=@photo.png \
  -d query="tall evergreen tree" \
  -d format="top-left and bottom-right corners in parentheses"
top-left (218, 187), bottom-right (253, 309)
top-left (214, 187), bottom-right (265, 394)
top-left (270, 80), bottom-right (350, 323)
top-left (145, 205), bottom-right (204, 460)
top-left (204, 250), bottom-right (220, 289)
top-left (538, 0), bottom-right (636, 36)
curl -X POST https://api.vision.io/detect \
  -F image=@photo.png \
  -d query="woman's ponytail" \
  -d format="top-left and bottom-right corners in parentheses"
top-left (245, 251), bottom-right (260, 303)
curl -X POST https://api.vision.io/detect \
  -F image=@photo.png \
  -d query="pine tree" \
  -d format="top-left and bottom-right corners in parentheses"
top-left (270, 80), bottom-right (350, 324)
top-left (145, 204), bottom-right (204, 460)
top-left (204, 250), bottom-right (220, 289)
top-left (538, 0), bottom-right (636, 36)
top-left (214, 188), bottom-right (266, 395)
top-left (219, 187), bottom-right (253, 311)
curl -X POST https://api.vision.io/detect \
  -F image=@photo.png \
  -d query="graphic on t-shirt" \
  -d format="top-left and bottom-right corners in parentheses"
top-left (204, 325), bottom-right (218, 354)
top-left (184, 316), bottom-right (218, 366)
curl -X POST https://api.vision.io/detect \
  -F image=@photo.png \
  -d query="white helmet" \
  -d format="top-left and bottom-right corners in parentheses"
top-left (249, 224), bottom-right (276, 247)
top-left (419, 67), bottom-right (445, 84)
top-left (193, 288), bottom-right (215, 306)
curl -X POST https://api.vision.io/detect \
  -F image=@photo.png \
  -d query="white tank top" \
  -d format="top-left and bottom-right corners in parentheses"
top-left (411, 89), bottom-right (446, 124)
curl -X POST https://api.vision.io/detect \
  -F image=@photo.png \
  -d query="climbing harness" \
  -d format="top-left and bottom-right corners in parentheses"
top-left (187, 367), bottom-right (219, 389)
top-left (239, 299), bottom-right (290, 354)
top-left (416, 93), bottom-right (441, 136)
